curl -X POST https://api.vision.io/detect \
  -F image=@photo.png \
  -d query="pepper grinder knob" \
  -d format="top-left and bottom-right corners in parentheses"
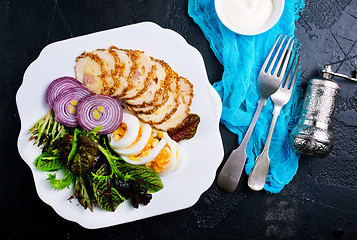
top-left (322, 64), bottom-right (357, 82)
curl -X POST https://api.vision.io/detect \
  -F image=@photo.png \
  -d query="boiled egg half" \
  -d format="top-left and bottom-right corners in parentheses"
top-left (108, 112), bottom-right (180, 175)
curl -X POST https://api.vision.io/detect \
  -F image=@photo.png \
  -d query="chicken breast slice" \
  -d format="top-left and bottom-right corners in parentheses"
top-left (153, 76), bottom-right (194, 131)
top-left (75, 52), bottom-right (105, 94)
top-left (121, 50), bottom-right (153, 100)
top-left (127, 90), bottom-right (170, 114)
top-left (135, 73), bottom-right (180, 125)
top-left (93, 49), bottom-right (118, 95)
top-left (108, 46), bottom-right (133, 98)
top-left (125, 58), bottom-right (167, 107)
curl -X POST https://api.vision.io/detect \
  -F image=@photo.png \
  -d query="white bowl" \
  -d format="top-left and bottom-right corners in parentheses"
top-left (215, 0), bottom-right (285, 36)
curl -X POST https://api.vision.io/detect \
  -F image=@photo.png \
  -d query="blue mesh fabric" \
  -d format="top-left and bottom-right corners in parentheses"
top-left (188, 0), bottom-right (305, 193)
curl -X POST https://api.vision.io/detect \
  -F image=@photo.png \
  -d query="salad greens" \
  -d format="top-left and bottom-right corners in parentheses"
top-left (47, 170), bottom-right (75, 191)
top-left (168, 113), bottom-right (200, 142)
top-left (29, 110), bottom-right (164, 212)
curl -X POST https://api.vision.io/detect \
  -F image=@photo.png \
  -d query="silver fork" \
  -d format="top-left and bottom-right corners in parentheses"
top-left (217, 35), bottom-right (295, 193)
top-left (248, 52), bottom-right (301, 191)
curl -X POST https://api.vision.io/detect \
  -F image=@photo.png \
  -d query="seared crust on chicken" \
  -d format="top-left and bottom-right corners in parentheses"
top-left (93, 49), bottom-right (118, 95)
top-left (108, 46), bottom-right (133, 98)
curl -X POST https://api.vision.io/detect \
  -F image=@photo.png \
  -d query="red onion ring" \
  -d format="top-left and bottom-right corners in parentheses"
top-left (76, 95), bottom-right (123, 134)
top-left (53, 87), bottom-right (93, 127)
top-left (46, 76), bottom-right (84, 109)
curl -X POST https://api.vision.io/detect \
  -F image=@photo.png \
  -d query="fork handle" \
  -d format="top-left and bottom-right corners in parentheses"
top-left (217, 98), bottom-right (267, 192)
top-left (248, 105), bottom-right (282, 191)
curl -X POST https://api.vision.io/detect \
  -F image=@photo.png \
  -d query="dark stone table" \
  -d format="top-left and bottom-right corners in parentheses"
top-left (1, 0), bottom-right (356, 239)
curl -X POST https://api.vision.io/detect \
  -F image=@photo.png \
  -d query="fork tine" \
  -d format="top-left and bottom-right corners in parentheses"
top-left (277, 37), bottom-right (295, 79)
top-left (283, 52), bottom-right (300, 89)
top-left (288, 53), bottom-right (301, 90)
top-left (267, 35), bottom-right (287, 74)
top-left (282, 51), bottom-right (296, 88)
top-left (261, 34), bottom-right (282, 72)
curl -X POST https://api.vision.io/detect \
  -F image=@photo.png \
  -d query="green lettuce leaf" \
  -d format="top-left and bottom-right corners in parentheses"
top-left (116, 163), bottom-right (164, 193)
top-left (47, 169), bottom-right (74, 190)
top-left (73, 175), bottom-right (94, 211)
top-left (70, 135), bottom-right (99, 175)
top-left (168, 113), bottom-right (200, 142)
top-left (34, 152), bottom-right (63, 171)
top-left (92, 165), bottom-right (124, 212)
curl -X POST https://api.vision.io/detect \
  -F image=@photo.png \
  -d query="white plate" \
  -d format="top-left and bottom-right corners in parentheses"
top-left (16, 22), bottom-right (223, 229)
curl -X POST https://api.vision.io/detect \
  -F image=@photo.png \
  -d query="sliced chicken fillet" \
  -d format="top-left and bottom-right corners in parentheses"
top-left (75, 46), bottom-right (194, 132)
top-left (127, 90), bottom-right (170, 114)
top-left (125, 59), bottom-right (167, 106)
top-left (109, 47), bottom-right (133, 97)
top-left (93, 49), bottom-right (118, 95)
top-left (135, 74), bottom-right (180, 124)
top-left (153, 76), bottom-right (193, 131)
top-left (121, 50), bottom-right (153, 100)
top-left (75, 52), bottom-right (105, 94)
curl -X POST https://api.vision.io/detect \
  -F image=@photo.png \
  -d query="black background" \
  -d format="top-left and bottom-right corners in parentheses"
top-left (1, 0), bottom-right (357, 239)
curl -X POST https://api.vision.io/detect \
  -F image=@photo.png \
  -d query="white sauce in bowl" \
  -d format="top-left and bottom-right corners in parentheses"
top-left (222, 0), bottom-right (274, 31)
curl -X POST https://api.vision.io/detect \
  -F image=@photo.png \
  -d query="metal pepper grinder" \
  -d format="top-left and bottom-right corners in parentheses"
top-left (290, 65), bottom-right (357, 157)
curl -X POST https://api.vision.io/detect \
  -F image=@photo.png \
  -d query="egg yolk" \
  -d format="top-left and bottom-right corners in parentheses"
top-left (126, 126), bottom-right (143, 148)
top-left (129, 134), bottom-right (159, 161)
top-left (138, 135), bottom-right (158, 156)
top-left (112, 123), bottom-right (128, 141)
top-left (147, 144), bottom-right (172, 173)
